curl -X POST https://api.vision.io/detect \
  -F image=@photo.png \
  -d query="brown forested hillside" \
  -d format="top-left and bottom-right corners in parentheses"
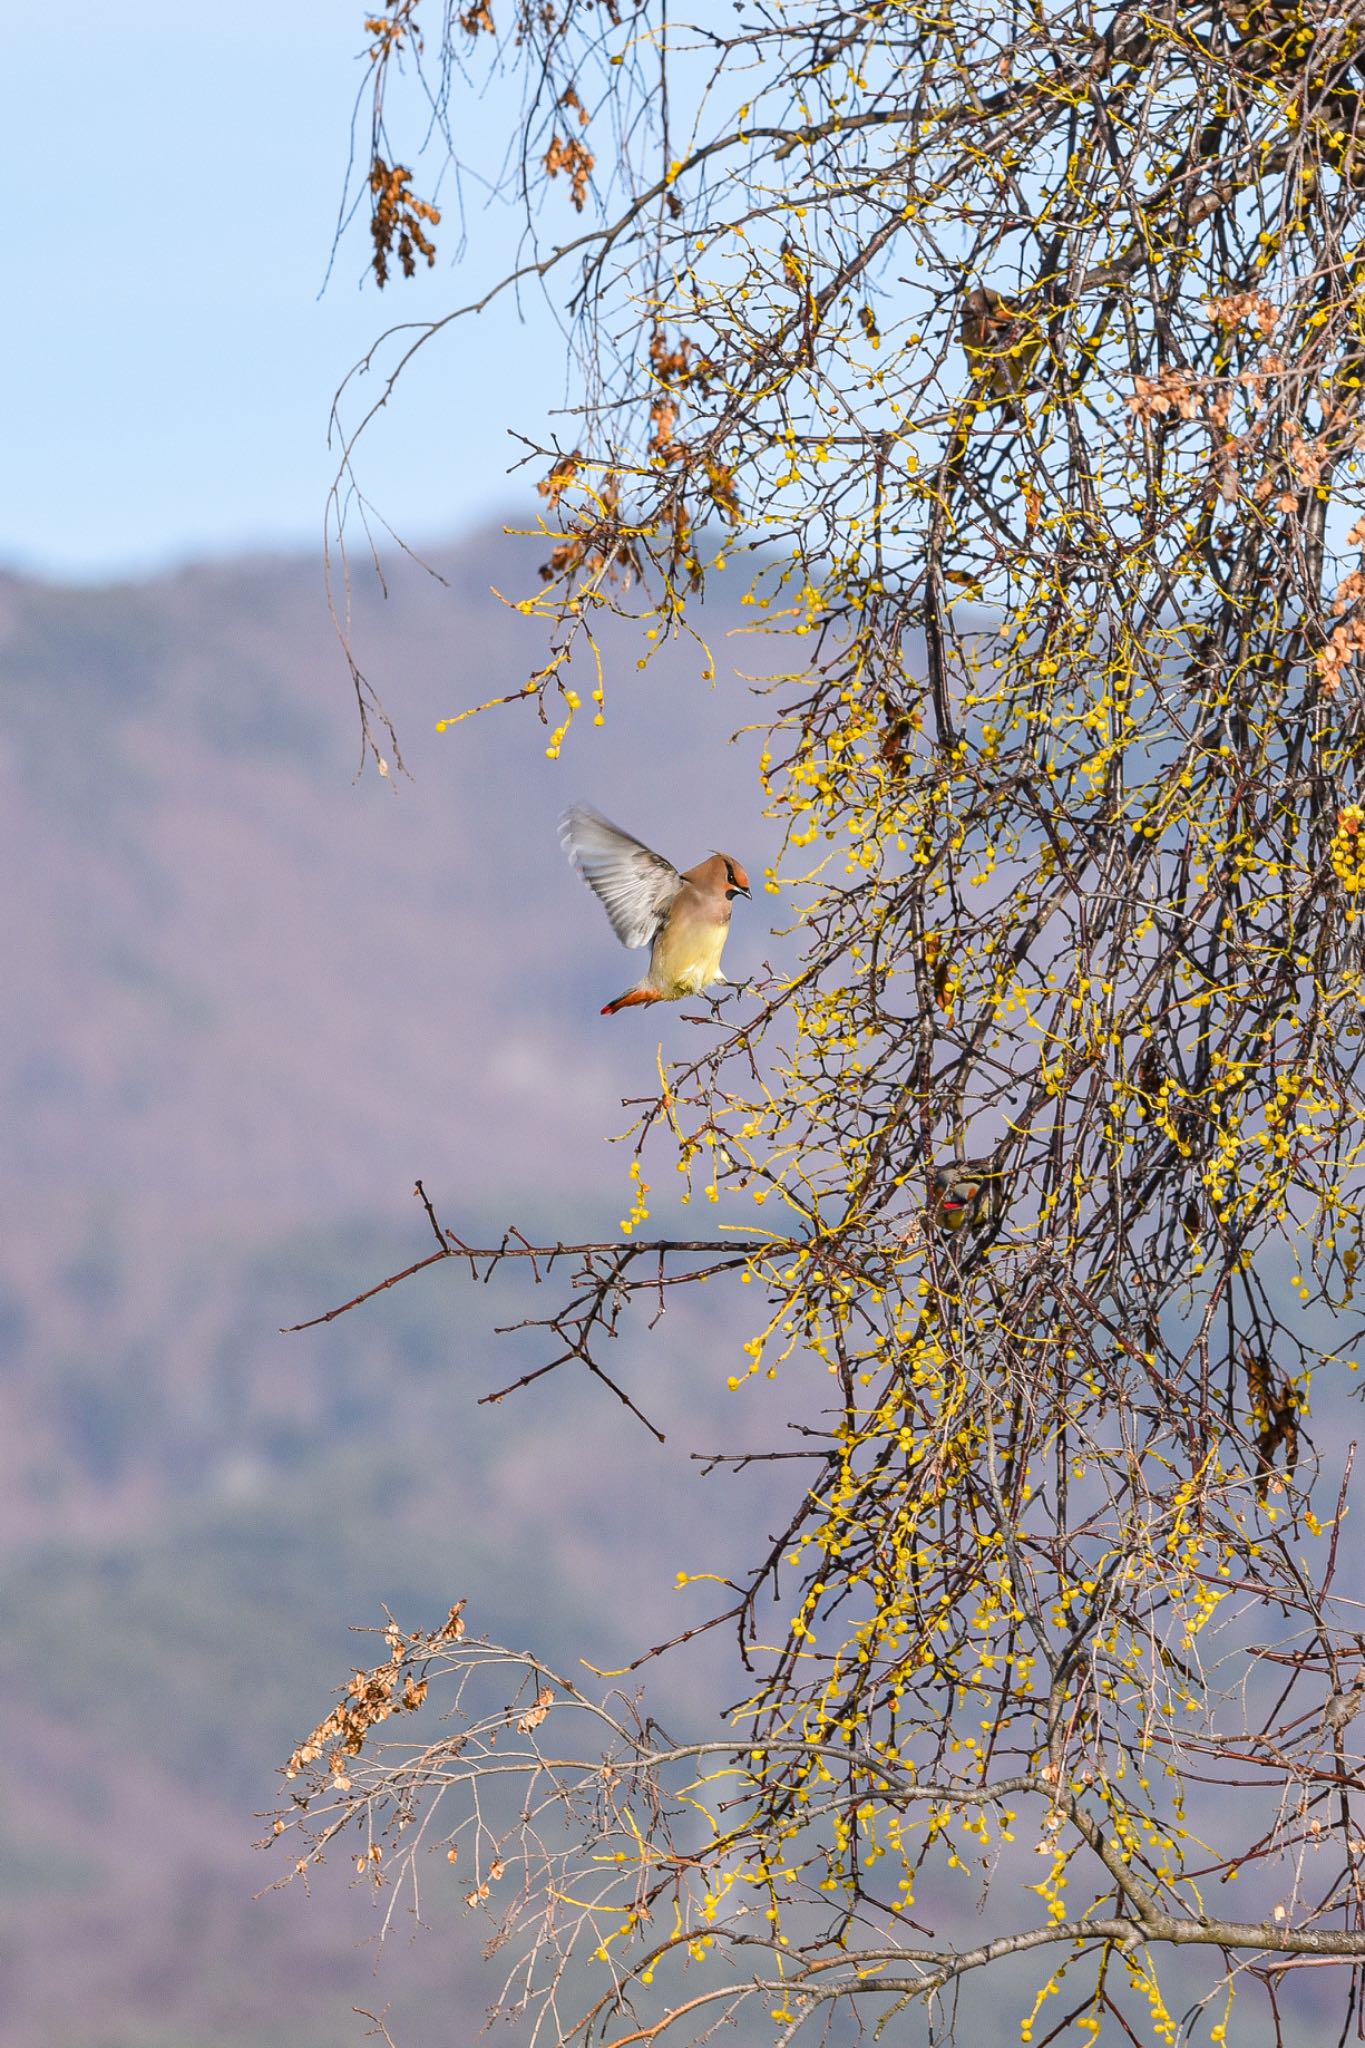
top-left (0, 530), bottom-right (787, 2047)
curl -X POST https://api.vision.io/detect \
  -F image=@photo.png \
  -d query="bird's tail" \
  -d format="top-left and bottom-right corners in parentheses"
top-left (601, 987), bottom-right (663, 1016)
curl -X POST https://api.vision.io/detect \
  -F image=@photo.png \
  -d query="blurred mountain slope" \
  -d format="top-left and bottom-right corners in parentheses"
top-left (0, 531), bottom-right (795, 2046)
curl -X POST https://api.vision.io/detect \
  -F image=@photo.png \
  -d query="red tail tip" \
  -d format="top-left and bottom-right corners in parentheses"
top-left (602, 988), bottom-right (661, 1015)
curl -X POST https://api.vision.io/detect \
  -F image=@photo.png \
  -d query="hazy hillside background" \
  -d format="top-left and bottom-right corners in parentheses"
top-left (0, 528), bottom-right (804, 2046)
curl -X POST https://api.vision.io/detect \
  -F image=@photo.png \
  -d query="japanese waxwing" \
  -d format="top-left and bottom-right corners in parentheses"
top-left (929, 1159), bottom-right (1004, 1236)
top-left (560, 804), bottom-right (750, 1016)
top-left (1325, 1680), bottom-right (1364, 1734)
top-left (959, 286), bottom-right (1041, 422)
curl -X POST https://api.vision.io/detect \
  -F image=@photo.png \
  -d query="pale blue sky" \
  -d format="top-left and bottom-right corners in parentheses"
top-left (7, 4), bottom-right (560, 580)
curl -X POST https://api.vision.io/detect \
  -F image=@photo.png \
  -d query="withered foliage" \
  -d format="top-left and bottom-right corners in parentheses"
top-left (367, 157), bottom-right (440, 286)
top-left (1245, 1347), bottom-right (1304, 1503)
top-left (285, 1603), bottom-right (466, 1780)
top-left (543, 130), bottom-right (594, 212)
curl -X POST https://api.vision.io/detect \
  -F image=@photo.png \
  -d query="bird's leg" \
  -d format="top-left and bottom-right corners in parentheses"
top-left (705, 977), bottom-right (752, 1018)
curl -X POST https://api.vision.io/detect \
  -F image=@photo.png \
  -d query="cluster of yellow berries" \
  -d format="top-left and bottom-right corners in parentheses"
top-left (1331, 805), bottom-right (1365, 898)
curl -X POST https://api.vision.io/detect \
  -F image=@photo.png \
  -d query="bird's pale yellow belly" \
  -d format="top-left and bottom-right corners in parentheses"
top-left (652, 919), bottom-right (729, 997)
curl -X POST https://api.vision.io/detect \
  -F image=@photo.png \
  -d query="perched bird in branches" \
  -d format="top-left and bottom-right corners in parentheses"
top-left (1325, 1680), bottom-right (1364, 1735)
top-left (929, 1160), bottom-right (1004, 1236)
top-left (560, 804), bottom-right (750, 1016)
top-left (959, 286), bottom-right (1042, 421)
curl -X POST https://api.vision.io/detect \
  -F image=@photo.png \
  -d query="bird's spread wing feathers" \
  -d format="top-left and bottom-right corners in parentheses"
top-left (560, 805), bottom-right (683, 950)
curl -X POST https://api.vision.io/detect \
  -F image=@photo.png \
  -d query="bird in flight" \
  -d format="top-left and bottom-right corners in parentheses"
top-left (560, 804), bottom-right (750, 1016)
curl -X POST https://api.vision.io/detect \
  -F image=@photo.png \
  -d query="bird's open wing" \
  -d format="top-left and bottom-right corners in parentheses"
top-left (560, 805), bottom-right (683, 950)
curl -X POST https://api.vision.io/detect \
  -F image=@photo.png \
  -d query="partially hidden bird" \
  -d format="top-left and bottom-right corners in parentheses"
top-left (560, 803), bottom-right (750, 1016)
top-left (930, 1160), bottom-right (1004, 1236)
top-left (1324, 1681), bottom-right (1364, 1735)
top-left (959, 286), bottom-right (1041, 422)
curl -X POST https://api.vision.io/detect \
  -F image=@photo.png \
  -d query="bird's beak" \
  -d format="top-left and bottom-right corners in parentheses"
top-left (735, 881), bottom-right (751, 897)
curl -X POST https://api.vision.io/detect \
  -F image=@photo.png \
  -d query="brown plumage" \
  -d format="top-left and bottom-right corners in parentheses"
top-left (960, 286), bottom-right (1041, 422)
top-left (929, 1160), bottom-right (1004, 1236)
top-left (560, 805), bottom-right (750, 1016)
